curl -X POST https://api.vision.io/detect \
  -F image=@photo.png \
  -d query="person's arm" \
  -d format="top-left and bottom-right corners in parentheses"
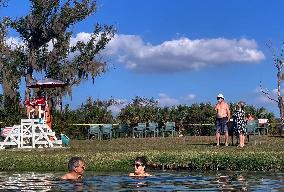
top-left (214, 104), bottom-right (219, 116)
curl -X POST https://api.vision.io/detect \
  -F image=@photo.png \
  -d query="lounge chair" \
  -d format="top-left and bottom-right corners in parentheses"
top-left (101, 124), bottom-right (112, 140)
top-left (145, 122), bottom-right (159, 137)
top-left (133, 123), bottom-right (146, 138)
top-left (162, 122), bottom-right (176, 137)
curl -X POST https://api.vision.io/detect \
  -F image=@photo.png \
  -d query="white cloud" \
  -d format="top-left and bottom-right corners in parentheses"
top-left (181, 93), bottom-right (196, 101)
top-left (105, 34), bottom-right (265, 73)
top-left (157, 93), bottom-right (179, 107)
top-left (5, 32), bottom-right (265, 74)
top-left (107, 99), bottom-right (128, 115)
top-left (108, 104), bottom-right (123, 115)
top-left (70, 32), bottom-right (92, 46)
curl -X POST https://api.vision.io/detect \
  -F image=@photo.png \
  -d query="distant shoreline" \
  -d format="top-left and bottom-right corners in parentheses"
top-left (0, 136), bottom-right (283, 172)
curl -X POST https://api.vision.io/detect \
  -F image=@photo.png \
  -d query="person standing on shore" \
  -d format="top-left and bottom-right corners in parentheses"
top-left (215, 94), bottom-right (230, 146)
top-left (233, 101), bottom-right (247, 148)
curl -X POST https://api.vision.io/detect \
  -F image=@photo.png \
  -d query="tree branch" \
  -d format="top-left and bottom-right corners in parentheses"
top-left (259, 81), bottom-right (278, 103)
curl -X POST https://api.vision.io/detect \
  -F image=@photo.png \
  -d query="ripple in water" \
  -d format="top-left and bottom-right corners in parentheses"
top-left (0, 171), bottom-right (282, 191)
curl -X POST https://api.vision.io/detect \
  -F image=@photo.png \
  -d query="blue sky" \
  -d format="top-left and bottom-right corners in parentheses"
top-left (1, 0), bottom-right (284, 116)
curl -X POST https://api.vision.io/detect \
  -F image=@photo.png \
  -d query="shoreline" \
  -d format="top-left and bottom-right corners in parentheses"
top-left (0, 136), bottom-right (282, 172)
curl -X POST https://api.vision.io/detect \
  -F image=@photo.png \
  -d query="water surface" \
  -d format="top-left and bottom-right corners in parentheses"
top-left (0, 171), bottom-right (282, 191)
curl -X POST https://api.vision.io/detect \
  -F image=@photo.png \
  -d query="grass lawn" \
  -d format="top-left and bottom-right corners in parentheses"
top-left (0, 135), bottom-right (283, 172)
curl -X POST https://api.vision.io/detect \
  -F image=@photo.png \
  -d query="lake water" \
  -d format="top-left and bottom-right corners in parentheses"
top-left (0, 171), bottom-right (283, 191)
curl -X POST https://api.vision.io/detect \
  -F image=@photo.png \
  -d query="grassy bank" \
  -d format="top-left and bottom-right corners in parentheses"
top-left (0, 136), bottom-right (283, 172)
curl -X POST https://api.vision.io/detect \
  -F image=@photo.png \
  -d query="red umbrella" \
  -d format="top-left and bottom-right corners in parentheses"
top-left (26, 78), bottom-right (66, 88)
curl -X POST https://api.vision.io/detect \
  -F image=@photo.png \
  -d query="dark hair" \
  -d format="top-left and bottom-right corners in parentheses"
top-left (134, 156), bottom-right (148, 169)
top-left (238, 101), bottom-right (245, 110)
top-left (68, 156), bottom-right (83, 171)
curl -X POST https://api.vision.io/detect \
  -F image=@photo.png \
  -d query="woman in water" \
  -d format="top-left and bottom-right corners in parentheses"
top-left (129, 156), bottom-right (151, 177)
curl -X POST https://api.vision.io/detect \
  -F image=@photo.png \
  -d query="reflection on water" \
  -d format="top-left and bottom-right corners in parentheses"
top-left (0, 171), bottom-right (282, 191)
top-left (0, 172), bottom-right (54, 191)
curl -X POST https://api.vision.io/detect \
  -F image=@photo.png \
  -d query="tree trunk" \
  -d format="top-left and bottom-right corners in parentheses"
top-left (277, 60), bottom-right (284, 123)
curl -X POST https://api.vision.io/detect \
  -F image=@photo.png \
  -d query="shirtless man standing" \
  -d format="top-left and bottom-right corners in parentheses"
top-left (215, 94), bottom-right (230, 146)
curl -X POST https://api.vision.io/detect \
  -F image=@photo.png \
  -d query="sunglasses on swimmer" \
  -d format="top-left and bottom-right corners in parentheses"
top-left (132, 163), bottom-right (143, 168)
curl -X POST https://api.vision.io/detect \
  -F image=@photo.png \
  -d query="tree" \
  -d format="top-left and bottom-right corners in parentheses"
top-left (0, 10), bottom-right (25, 124)
top-left (261, 42), bottom-right (284, 124)
top-left (117, 96), bottom-right (159, 127)
top-left (0, 0), bottom-right (115, 108)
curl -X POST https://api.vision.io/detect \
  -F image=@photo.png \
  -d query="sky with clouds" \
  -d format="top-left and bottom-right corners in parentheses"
top-left (1, 0), bottom-right (284, 116)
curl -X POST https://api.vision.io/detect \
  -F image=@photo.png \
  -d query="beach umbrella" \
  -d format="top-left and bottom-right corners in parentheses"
top-left (26, 77), bottom-right (66, 110)
top-left (26, 78), bottom-right (66, 118)
top-left (26, 78), bottom-right (66, 89)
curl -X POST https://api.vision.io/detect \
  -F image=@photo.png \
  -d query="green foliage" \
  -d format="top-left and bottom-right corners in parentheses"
top-left (116, 96), bottom-right (160, 128)
top-left (0, 0), bottom-right (116, 110)
top-left (0, 95), bottom-right (279, 137)
top-left (116, 98), bottom-right (216, 135)
top-left (0, 136), bottom-right (283, 172)
top-left (116, 99), bottom-right (276, 136)
top-left (0, 94), bottom-right (26, 126)
top-left (52, 97), bottom-right (114, 138)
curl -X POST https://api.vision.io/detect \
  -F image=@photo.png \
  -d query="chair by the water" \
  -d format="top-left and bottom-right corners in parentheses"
top-left (246, 120), bottom-right (261, 143)
top-left (133, 123), bottom-right (146, 138)
top-left (88, 125), bottom-right (101, 140)
top-left (162, 122), bottom-right (176, 137)
top-left (116, 124), bottom-right (129, 138)
top-left (145, 122), bottom-right (159, 137)
top-left (101, 124), bottom-right (112, 140)
top-left (61, 134), bottom-right (70, 146)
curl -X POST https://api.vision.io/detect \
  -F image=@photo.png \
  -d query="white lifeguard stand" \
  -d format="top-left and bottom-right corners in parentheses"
top-left (0, 77), bottom-right (68, 149)
top-left (0, 119), bottom-right (62, 149)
